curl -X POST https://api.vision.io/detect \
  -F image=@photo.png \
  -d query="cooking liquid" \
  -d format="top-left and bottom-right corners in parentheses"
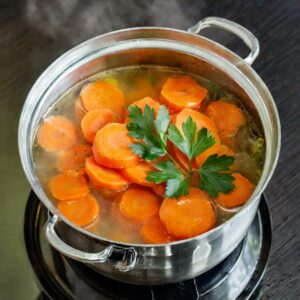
top-left (33, 66), bottom-right (265, 244)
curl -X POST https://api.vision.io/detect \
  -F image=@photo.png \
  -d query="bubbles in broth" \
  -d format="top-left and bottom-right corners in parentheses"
top-left (33, 66), bottom-right (265, 244)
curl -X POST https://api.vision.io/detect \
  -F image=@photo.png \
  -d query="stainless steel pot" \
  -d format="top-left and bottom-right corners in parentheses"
top-left (18, 17), bottom-right (280, 285)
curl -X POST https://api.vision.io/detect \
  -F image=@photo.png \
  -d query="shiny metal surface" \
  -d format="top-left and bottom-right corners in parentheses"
top-left (25, 192), bottom-right (272, 299)
top-left (19, 17), bottom-right (280, 284)
top-left (188, 17), bottom-right (260, 65)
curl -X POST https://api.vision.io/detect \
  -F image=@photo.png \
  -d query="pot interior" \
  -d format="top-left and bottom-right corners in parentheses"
top-left (19, 28), bottom-right (280, 245)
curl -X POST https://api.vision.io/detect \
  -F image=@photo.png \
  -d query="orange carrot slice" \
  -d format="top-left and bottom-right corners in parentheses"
top-left (152, 184), bottom-right (166, 198)
top-left (206, 100), bottom-right (246, 145)
top-left (174, 109), bottom-right (221, 168)
top-left (37, 116), bottom-right (79, 152)
top-left (93, 123), bottom-right (138, 169)
top-left (58, 144), bottom-right (92, 176)
top-left (130, 97), bottom-right (160, 115)
top-left (49, 174), bottom-right (89, 201)
top-left (141, 216), bottom-right (175, 244)
top-left (125, 97), bottom-right (161, 123)
top-left (161, 76), bottom-right (208, 111)
top-left (80, 80), bottom-right (125, 118)
top-left (81, 109), bottom-right (114, 144)
top-left (58, 193), bottom-right (99, 227)
top-left (85, 156), bottom-right (130, 191)
top-left (110, 199), bottom-right (140, 232)
top-left (216, 173), bottom-right (254, 208)
top-left (121, 162), bottom-right (155, 187)
top-left (119, 187), bottom-right (160, 224)
top-left (159, 188), bottom-right (216, 239)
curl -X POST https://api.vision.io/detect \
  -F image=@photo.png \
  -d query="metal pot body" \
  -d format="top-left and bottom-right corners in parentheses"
top-left (18, 17), bottom-right (280, 285)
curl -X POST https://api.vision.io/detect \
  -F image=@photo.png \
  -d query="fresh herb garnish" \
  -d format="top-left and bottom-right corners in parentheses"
top-left (127, 104), bottom-right (235, 198)
top-left (168, 116), bottom-right (215, 172)
top-left (147, 161), bottom-right (189, 198)
top-left (198, 154), bottom-right (235, 197)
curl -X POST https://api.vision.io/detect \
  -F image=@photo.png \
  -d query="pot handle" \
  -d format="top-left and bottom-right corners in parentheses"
top-left (188, 17), bottom-right (259, 65)
top-left (45, 215), bottom-right (137, 272)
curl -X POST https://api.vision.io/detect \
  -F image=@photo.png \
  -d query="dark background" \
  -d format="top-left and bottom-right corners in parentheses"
top-left (0, 0), bottom-right (299, 299)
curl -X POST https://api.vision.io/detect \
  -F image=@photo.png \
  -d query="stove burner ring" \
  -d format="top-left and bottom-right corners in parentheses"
top-left (24, 192), bottom-right (271, 300)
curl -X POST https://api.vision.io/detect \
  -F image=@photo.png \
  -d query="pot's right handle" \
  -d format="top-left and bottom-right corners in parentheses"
top-left (45, 215), bottom-right (137, 272)
top-left (188, 17), bottom-right (260, 65)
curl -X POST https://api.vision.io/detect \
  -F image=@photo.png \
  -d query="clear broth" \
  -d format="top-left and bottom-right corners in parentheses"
top-left (33, 66), bottom-right (265, 244)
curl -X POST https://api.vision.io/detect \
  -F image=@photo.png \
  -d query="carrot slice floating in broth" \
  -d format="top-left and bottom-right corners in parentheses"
top-left (206, 100), bottom-right (246, 145)
top-left (141, 216), bottom-right (175, 244)
top-left (80, 80), bottom-right (125, 118)
top-left (37, 116), bottom-right (78, 152)
top-left (58, 144), bottom-right (92, 176)
top-left (93, 123), bottom-right (138, 169)
top-left (58, 193), bottom-right (99, 227)
top-left (159, 188), bottom-right (216, 239)
top-left (216, 173), bottom-right (254, 208)
top-left (152, 184), bottom-right (166, 198)
top-left (85, 156), bottom-right (129, 191)
top-left (174, 109), bottom-right (221, 168)
top-left (121, 162), bottom-right (156, 187)
top-left (129, 97), bottom-right (160, 115)
top-left (81, 109), bottom-right (115, 144)
top-left (49, 174), bottom-right (89, 201)
top-left (161, 76), bottom-right (208, 111)
top-left (119, 187), bottom-right (160, 224)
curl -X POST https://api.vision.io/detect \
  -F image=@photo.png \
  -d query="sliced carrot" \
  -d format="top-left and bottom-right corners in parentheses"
top-left (74, 99), bottom-right (86, 121)
top-left (216, 173), bottom-right (254, 208)
top-left (152, 184), bottom-right (166, 198)
top-left (121, 162), bottom-right (155, 187)
top-left (81, 109), bottom-right (115, 144)
top-left (80, 80), bottom-right (125, 118)
top-left (58, 144), bottom-right (92, 176)
top-left (130, 97), bottom-right (160, 115)
top-left (93, 123), bottom-right (138, 169)
top-left (85, 156), bottom-right (130, 191)
top-left (159, 188), bottom-right (216, 239)
top-left (37, 116), bottom-right (79, 152)
top-left (161, 76), bottom-right (208, 111)
top-left (119, 187), bottom-right (160, 224)
top-left (110, 199), bottom-right (140, 232)
top-left (125, 97), bottom-right (161, 123)
top-left (58, 193), bottom-right (99, 227)
top-left (206, 100), bottom-right (247, 145)
top-left (141, 216), bottom-right (175, 244)
top-left (174, 109), bottom-right (221, 168)
top-left (49, 174), bottom-right (89, 201)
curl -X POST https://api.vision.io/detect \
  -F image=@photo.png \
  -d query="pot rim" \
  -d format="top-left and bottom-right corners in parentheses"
top-left (18, 26), bottom-right (281, 248)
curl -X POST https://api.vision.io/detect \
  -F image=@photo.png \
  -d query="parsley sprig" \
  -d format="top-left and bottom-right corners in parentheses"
top-left (127, 104), bottom-right (235, 198)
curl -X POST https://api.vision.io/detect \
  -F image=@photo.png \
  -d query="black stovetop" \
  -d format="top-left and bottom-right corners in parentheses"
top-left (24, 193), bottom-right (272, 300)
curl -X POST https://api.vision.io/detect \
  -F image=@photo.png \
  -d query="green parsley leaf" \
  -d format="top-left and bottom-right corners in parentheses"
top-left (168, 116), bottom-right (215, 162)
top-left (191, 128), bottom-right (216, 159)
top-left (129, 142), bottom-right (165, 162)
top-left (198, 154), bottom-right (235, 197)
top-left (146, 161), bottom-right (189, 198)
top-left (127, 105), bottom-right (165, 161)
top-left (155, 105), bottom-right (170, 142)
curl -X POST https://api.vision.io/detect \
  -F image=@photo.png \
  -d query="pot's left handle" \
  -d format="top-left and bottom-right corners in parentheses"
top-left (45, 215), bottom-right (137, 272)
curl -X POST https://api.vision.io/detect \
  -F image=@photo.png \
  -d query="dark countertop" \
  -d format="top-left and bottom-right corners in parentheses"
top-left (0, 0), bottom-right (299, 299)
